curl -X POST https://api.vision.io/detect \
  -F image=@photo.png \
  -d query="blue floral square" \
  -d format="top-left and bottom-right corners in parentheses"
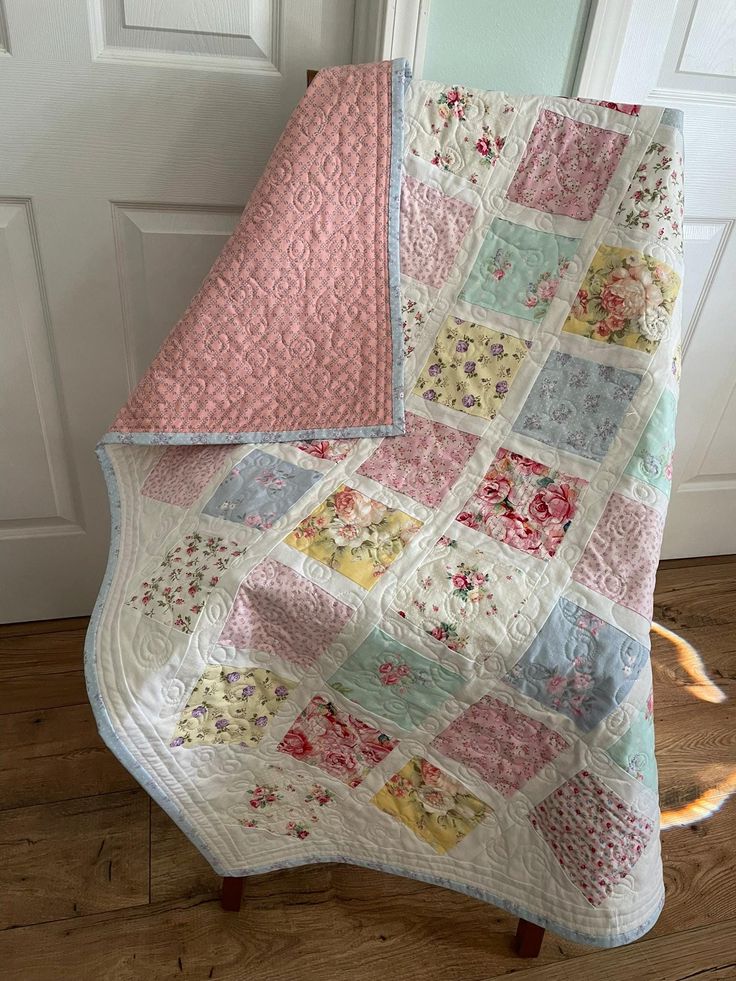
top-left (202, 450), bottom-right (321, 529)
top-left (512, 351), bottom-right (641, 462)
top-left (459, 217), bottom-right (579, 322)
top-left (504, 598), bottom-right (648, 732)
top-left (327, 627), bottom-right (464, 731)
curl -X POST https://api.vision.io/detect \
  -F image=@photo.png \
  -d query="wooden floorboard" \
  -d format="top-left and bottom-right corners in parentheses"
top-left (0, 557), bottom-right (734, 979)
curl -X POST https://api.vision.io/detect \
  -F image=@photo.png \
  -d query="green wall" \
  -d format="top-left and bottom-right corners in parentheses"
top-left (422, 0), bottom-right (592, 96)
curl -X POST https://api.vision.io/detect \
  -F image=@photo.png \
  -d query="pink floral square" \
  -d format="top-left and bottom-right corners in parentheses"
top-left (572, 493), bottom-right (664, 619)
top-left (278, 694), bottom-right (399, 788)
top-left (400, 175), bottom-right (476, 289)
top-left (141, 445), bottom-right (232, 507)
top-left (507, 110), bottom-right (629, 221)
top-left (357, 412), bottom-right (479, 508)
top-left (219, 558), bottom-right (354, 673)
top-left (456, 447), bottom-right (587, 560)
top-left (530, 769), bottom-right (655, 906)
top-left (432, 696), bottom-right (569, 797)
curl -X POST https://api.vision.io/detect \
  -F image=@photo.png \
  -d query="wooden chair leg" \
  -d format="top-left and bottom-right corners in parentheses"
top-left (514, 917), bottom-right (545, 958)
top-left (221, 876), bottom-right (244, 912)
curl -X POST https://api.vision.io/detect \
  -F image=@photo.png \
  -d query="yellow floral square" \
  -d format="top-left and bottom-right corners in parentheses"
top-left (563, 245), bottom-right (681, 354)
top-left (413, 316), bottom-right (529, 418)
top-left (372, 756), bottom-right (489, 854)
top-left (284, 485), bottom-right (422, 590)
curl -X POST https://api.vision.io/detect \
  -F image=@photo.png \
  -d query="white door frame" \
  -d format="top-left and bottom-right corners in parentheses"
top-left (352, 0), bottom-right (431, 76)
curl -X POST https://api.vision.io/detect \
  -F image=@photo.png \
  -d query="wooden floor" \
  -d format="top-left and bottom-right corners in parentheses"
top-left (1, 558), bottom-right (735, 980)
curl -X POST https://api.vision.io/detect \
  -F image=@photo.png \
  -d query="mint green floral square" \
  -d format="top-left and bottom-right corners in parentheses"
top-left (624, 389), bottom-right (676, 496)
top-left (459, 218), bottom-right (579, 322)
top-left (607, 700), bottom-right (657, 791)
top-left (327, 627), bottom-right (464, 731)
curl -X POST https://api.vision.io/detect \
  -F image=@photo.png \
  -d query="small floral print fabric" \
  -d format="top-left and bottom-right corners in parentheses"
top-left (577, 99), bottom-right (640, 116)
top-left (400, 175), bottom-right (476, 289)
top-left (128, 532), bottom-right (244, 633)
top-left (459, 217), bottom-right (579, 322)
top-left (529, 769), bottom-right (655, 907)
top-left (607, 691), bottom-right (657, 791)
top-left (278, 694), bottom-right (398, 788)
top-left (413, 317), bottom-right (529, 419)
top-left (456, 448), bottom-right (587, 560)
top-left (504, 597), bottom-right (648, 732)
top-left (219, 557), bottom-right (353, 674)
top-left (372, 756), bottom-right (489, 854)
top-left (141, 445), bottom-right (232, 507)
top-left (170, 665), bottom-right (292, 749)
top-left (624, 389), bottom-right (676, 496)
top-left (237, 765), bottom-right (338, 840)
top-left (285, 485), bottom-right (423, 590)
top-left (563, 246), bottom-right (681, 353)
top-left (296, 439), bottom-right (355, 464)
top-left (400, 287), bottom-right (435, 358)
top-left (512, 351), bottom-right (642, 462)
top-left (573, 493), bottom-right (665, 620)
top-left (615, 136), bottom-right (684, 250)
top-left (357, 412), bottom-right (479, 508)
top-left (201, 449), bottom-right (321, 529)
top-left (506, 109), bottom-right (629, 221)
top-left (394, 536), bottom-right (529, 661)
top-left (405, 81), bottom-right (517, 186)
top-left (432, 696), bottom-right (569, 798)
top-left (327, 626), bottom-right (464, 731)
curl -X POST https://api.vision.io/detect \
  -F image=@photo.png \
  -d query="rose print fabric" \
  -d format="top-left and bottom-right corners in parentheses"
top-left (327, 626), bottom-right (465, 731)
top-left (372, 756), bottom-right (489, 853)
top-left (278, 695), bottom-right (398, 788)
top-left (91, 74), bottom-right (680, 950)
top-left (414, 317), bottom-right (529, 419)
top-left (456, 448), bottom-right (587, 560)
top-left (529, 770), bottom-right (655, 907)
top-left (127, 532), bottom-right (244, 633)
top-left (432, 696), bottom-right (569, 798)
top-left (459, 217), bottom-right (579, 322)
top-left (170, 665), bottom-right (293, 749)
top-left (506, 109), bottom-right (629, 221)
top-left (202, 449), bottom-right (321, 529)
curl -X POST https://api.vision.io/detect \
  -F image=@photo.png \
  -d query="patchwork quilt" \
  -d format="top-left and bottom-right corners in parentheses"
top-left (86, 60), bottom-right (684, 947)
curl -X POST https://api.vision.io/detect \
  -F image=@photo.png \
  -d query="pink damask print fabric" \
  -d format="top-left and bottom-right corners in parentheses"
top-left (400, 175), bottom-right (476, 288)
top-left (507, 109), bottom-right (629, 221)
top-left (109, 62), bottom-right (403, 439)
top-left (141, 446), bottom-right (232, 507)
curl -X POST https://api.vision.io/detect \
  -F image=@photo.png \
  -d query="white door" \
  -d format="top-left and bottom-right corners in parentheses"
top-left (0, 0), bottom-right (358, 622)
top-left (576, 0), bottom-right (736, 558)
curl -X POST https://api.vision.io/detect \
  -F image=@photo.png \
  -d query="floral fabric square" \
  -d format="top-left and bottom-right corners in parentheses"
top-left (170, 666), bottom-right (292, 749)
top-left (624, 389), bottom-right (676, 495)
top-left (529, 769), bottom-right (655, 907)
top-left (506, 109), bottom-right (629, 221)
top-left (400, 286), bottom-right (435, 358)
top-left (357, 412), bottom-right (479, 508)
top-left (459, 217), bottom-right (579, 322)
top-left (219, 557), bottom-right (353, 674)
top-left (394, 535), bottom-right (528, 660)
top-left (607, 691), bottom-right (657, 791)
top-left (128, 532), bottom-right (244, 634)
top-left (456, 448), bottom-right (587, 560)
top-left (372, 756), bottom-right (489, 854)
top-left (616, 136), bottom-right (684, 251)
top-left (413, 317), bottom-right (529, 418)
top-left (327, 627), bottom-right (464, 731)
top-left (141, 445), bottom-right (232, 507)
top-left (284, 486), bottom-right (422, 590)
top-left (563, 246), bottom-right (681, 353)
top-left (432, 695), bottom-right (569, 798)
top-left (572, 493), bottom-right (664, 619)
top-left (237, 765), bottom-right (338, 840)
top-left (202, 449), bottom-right (321, 529)
top-left (504, 597), bottom-right (648, 732)
top-left (512, 351), bottom-right (642, 462)
top-left (400, 175), bottom-right (476, 289)
top-left (296, 439), bottom-right (355, 464)
top-left (405, 81), bottom-right (517, 185)
top-left (277, 694), bottom-right (398, 788)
